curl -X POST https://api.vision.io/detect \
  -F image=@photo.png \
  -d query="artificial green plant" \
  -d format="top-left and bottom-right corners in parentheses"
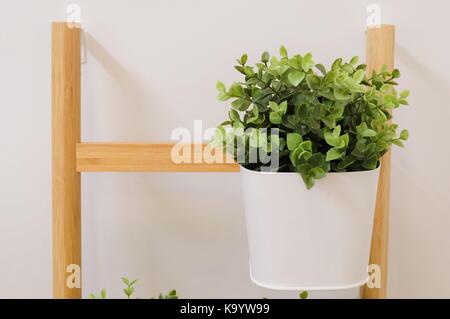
top-left (212, 47), bottom-right (409, 188)
top-left (89, 277), bottom-right (178, 299)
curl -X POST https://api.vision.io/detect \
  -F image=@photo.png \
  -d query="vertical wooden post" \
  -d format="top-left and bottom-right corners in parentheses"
top-left (360, 25), bottom-right (395, 299)
top-left (52, 22), bottom-right (81, 299)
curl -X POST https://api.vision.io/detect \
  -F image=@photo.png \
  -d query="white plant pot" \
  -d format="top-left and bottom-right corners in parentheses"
top-left (241, 166), bottom-right (380, 290)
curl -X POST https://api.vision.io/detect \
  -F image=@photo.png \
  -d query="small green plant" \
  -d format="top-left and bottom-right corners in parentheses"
top-left (89, 277), bottom-right (304, 299)
top-left (212, 47), bottom-right (410, 188)
top-left (88, 288), bottom-right (106, 299)
top-left (122, 277), bottom-right (138, 299)
top-left (153, 289), bottom-right (178, 299)
top-left (89, 277), bottom-right (178, 299)
top-left (299, 291), bottom-right (309, 299)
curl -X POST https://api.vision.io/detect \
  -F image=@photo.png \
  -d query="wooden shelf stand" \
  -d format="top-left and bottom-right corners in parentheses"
top-left (51, 22), bottom-right (395, 299)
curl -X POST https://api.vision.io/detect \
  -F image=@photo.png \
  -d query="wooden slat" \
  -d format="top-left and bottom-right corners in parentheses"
top-left (76, 143), bottom-right (240, 172)
top-left (360, 25), bottom-right (395, 299)
top-left (52, 22), bottom-right (81, 299)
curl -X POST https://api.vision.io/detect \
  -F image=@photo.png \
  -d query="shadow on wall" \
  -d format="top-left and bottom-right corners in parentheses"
top-left (84, 32), bottom-right (159, 140)
top-left (396, 44), bottom-right (450, 116)
top-left (395, 44), bottom-right (450, 206)
top-left (390, 45), bottom-right (450, 298)
top-left (82, 32), bottom-right (161, 291)
top-left (395, 44), bottom-right (450, 204)
top-left (81, 33), bottom-right (253, 298)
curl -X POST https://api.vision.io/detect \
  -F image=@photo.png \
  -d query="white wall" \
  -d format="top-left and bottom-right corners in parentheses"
top-left (0, 0), bottom-right (449, 298)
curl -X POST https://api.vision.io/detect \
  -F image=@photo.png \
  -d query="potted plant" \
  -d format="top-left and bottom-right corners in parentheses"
top-left (211, 47), bottom-right (409, 290)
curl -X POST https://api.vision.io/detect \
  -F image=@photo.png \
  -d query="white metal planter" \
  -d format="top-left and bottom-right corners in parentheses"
top-left (241, 167), bottom-right (380, 290)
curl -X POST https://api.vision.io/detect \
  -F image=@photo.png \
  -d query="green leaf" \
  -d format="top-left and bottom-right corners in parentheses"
top-left (279, 46), bottom-right (288, 58)
top-left (249, 129), bottom-right (267, 148)
top-left (288, 70), bottom-right (305, 87)
top-left (287, 133), bottom-right (303, 151)
top-left (326, 148), bottom-right (344, 161)
top-left (261, 51), bottom-right (270, 63)
top-left (244, 66), bottom-right (254, 76)
top-left (400, 90), bottom-right (410, 98)
top-left (392, 69), bottom-right (400, 78)
top-left (269, 112), bottom-right (282, 124)
top-left (350, 84), bottom-right (365, 93)
top-left (229, 83), bottom-right (243, 97)
top-left (290, 146), bottom-right (303, 165)
top-left (350, 56), bottom-right (359, 65)
top-left (356, 123), bottom-right (377, 137)
top-left (315, 63), bottom-right (327, 76)
top-left (240, 54), bottom-right (248, 65)
top-left (321, 116), bottom-right (336, 129)
top-left (298, 164), bottom-right (316, 189)
top-left (269, 101), bottom-right (279, 111)
top-left (362, 155), bottom-right (378, 169)
top-left (121, 277), bottom-right (130, 286)
top-left (355, 138), bottom-right (367, 153)
top-left (229, 109), bottom-right (240, 123)
top-left (333, 88), bottom-right (349, 101)
top-left (234, 65), bottom-right (245, 74)
top-left (400, 129), bottom-right (409, 140)
top-left (301, 53), bottom-right (314, 72)
top-left (331, 58), bottom-right (342, 70)
top-left (306, 74), bottom-right (320, 90)
top-left (324, 132), bottom-right (340, 147)
top-left (308, 153), bottom-right (325, 167)
top-left (217, 92), bottom-right (230, 101)
top-left (276, 65), bottom-right (290, 76)
top-left (338, 133), bottom-right (349, 149)
top-left (312, 104), bottom-right (326, 119)
top-left (210, 126), bottom-right (226, 149)
top-left (269, 135), bottom-right (280, 151)
top-left (299, 291), bottom-right (309, 299)
top-left (288, 55), bottom-right (303, 69)
top-left (392, 139), bottom-right (404, 147)
top-left (303, 176), bottom-right (314, 189)
top-left (299, 140), bottom-right (312, 152)
top-left (231, 98), bottom-right (250, 111)
top-left (333, 125), bottom-right (341, 137)
top-left (269, 56), bottom-right (279, 67)
top-left (216, 81), bottom-right (226, 92)
top-left (363, 129), bottom-right (376, 137)
top-left (353, 69), bottom-right (365, 83)
top-left (337, 155), bottom-right (356, 170)
top-left (297, 163), bottom-right (311, 176)
top-left (310, 167), bottom-right (325, 179)
top-left (278, 101), bottom-right (288, 114)
top-left (331, 103), bottom-right (345, 118)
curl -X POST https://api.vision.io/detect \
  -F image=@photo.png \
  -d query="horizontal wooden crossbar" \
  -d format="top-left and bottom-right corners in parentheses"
top-left (76, 143), bottom-right (240, 172)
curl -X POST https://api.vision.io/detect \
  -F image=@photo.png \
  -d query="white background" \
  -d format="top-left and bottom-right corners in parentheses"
top-left (0, 0), bottom-right (449, 298)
